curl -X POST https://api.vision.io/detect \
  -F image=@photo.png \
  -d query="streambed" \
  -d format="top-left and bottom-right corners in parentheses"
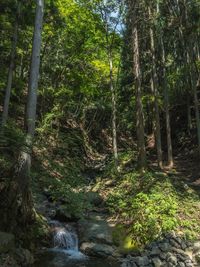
top-left (33, 249), bottom-right (121, 267)
top-left (33, 220), bottom-right (121, 267)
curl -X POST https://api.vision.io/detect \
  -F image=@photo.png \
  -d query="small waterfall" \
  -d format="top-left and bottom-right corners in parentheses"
top-left (49, 220), bottom-right (86, 260)
top-left (53, 227), bottom-right (78, 250)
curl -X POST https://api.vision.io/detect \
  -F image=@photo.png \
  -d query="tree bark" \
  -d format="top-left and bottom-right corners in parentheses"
top-left (160, 36), bottom-right (173, 167)
top-left (108, 50), bottom-right (118, 166)
top-left (132, 22), bottom-right (146, 170)
top-left (149, 8), bottom-right (163, 168)
top-left (1, 4), bottom-right (20, 129)
top-left (2, 0), bottom-right (44, 230)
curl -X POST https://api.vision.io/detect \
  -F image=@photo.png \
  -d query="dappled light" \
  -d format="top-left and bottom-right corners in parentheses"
top-left (0, 0), bottom-right (200, 267)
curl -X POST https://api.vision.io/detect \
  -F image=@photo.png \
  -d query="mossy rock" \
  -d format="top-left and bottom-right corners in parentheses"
top-left (112, 224), bottom-right (138, 253)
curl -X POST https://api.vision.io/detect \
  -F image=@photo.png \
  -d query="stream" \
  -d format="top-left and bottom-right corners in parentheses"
top-left (33, 220), bottom-right (121, 267)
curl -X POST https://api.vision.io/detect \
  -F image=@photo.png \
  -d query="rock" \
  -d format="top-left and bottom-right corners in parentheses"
top-left (193, 242), bottom-right (200, 253)
top-left (0, 232), bottom-right (15, 253)
top-left (159, 242), bottom-right (171, 252)
top-left (166, 253), bottom-right (177, 265)
top-left (78, 216), bottom-right (113, 245)
top-left (169, 238), bottom-right (181, 249)
top-left (105, 180), bottom-right (116, 187)
top-left (80, 242), bottom-right (115, 257)
top-left (152, 257), bottom-right (162, 267)
top-left (149, 247), bottom-right (161, 256)
top-left (121, 260), bottom-right (137, 267)
top-left (159, 253), bottom-right (166, 260)
top-left (134, 256), bottom-right (149, 266)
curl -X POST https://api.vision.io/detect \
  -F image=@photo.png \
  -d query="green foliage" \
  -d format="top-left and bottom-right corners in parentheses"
top-left (107, 172), bottom-right (178, 245)
top-left (130, 191), bottom-right (178, 244)
top-left (50, 180), bottom-right (91, 219)
top-left (105, 166), bottom-right (200, 246)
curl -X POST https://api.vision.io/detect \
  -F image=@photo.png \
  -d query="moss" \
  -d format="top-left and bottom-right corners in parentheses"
top-left (112, 224), bottom-right (139, 253)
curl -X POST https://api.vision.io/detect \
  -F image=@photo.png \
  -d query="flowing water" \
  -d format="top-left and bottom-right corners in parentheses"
top-left (33, 220), bottom-right (121, 267)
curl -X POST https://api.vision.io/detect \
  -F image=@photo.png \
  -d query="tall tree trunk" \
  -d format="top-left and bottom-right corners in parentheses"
top-left (1, 0), bottom-right (44, 231)
top-left (189, 54), bottom-right (200, 155)
top-left (160, 36), bottom-right (173, 167)
top-left (108, 50), bottom-right (118, 166)
top-left (149, 8), bottom-right (163, 168)
top-left (182, 0), bottom-right (200, 155)
top-left (1, 4), bottom-right (20, 129)
top-left (132, 23), bottom-right (146, 170)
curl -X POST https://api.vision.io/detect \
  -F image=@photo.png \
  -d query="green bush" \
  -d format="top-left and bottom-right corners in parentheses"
top-left (130, 192), bottom-right (178, 244)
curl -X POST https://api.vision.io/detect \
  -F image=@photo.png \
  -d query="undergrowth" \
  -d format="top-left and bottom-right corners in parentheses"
top-left (97, 151), bottom-right (200, 247)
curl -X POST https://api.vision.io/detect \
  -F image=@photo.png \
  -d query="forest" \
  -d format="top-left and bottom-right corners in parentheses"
top-left (0, 0), bottom-right (200, 266)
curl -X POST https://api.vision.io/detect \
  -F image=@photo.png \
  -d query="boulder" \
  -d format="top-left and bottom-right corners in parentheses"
top-left (80, 242), bottom-right (115, 258)
top-left (0, 232), bottom-right (15, 253)
top-left (79, 215), bottom-right (113, 245)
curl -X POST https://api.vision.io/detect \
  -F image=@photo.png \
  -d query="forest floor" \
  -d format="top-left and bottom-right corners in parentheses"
top-left (1, 129), bottom-right (200, 252)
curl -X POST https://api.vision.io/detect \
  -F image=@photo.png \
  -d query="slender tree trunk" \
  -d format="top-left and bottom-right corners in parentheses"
top-left (180, 0), bottom-right (200, 155)
top-left (132, 23), bottom-right (146, 170)
top-left (149, 9), bottom-right (163, 168)
top-left (1, 7), bottom-right (19, 129)
top-left (190, 64), bottom-right (200, 155)
top-left (160, 36), bottom-right (173, 167)
top-left (2, 0), bottom-right (44, 230)
top-left (108, 50), bottom-right (118, 166)
top-left (186, 43), bottom-right (200, 155)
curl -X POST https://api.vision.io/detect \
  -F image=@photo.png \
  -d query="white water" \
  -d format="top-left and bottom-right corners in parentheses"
top-left (49, 220), bottom-right (86, 260)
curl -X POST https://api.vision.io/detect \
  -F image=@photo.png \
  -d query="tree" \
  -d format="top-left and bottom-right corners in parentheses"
top-left (1, 2), bottom-right (20, 130)
top-left (2, 0), bottom-right (44, 230)
top-left (128, 0), bottom-right (147, 170)
top-left (94, 0), bottom-right (123, 166)
top-left (148, 5), bottom-right (163, 169)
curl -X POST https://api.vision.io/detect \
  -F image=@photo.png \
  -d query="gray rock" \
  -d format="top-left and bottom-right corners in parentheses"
top-left (166, 253), bottom-right (177, 265)
top-left (121, 261), bottom-right (137, 267)
top-left (150, 247), bottom-right (161, 256)
top-left (79, 216), bottom-right (113, 245)
top-left (169, 238), bottom-right (181, 249)
top-left (177, 263), bottom-right (185, 267)
top-left (134, 256), bottom-right (149, 266)
top-left (193, 242), bottom-right (200, 253)
top-left (159, 253), bottom-right (166, 260)
top-left (184, 263), bottom-right (193, 267)
top-left (159, 242), bottom-right (171, 252)
top-left (80, 242), bottom-right (115, 257)
top-left (152, 257), bottom-right (162, 267)
top-left (15, 248), bottom-right (34, 266)
top-left (0, 232), bottom-right (15, 253)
